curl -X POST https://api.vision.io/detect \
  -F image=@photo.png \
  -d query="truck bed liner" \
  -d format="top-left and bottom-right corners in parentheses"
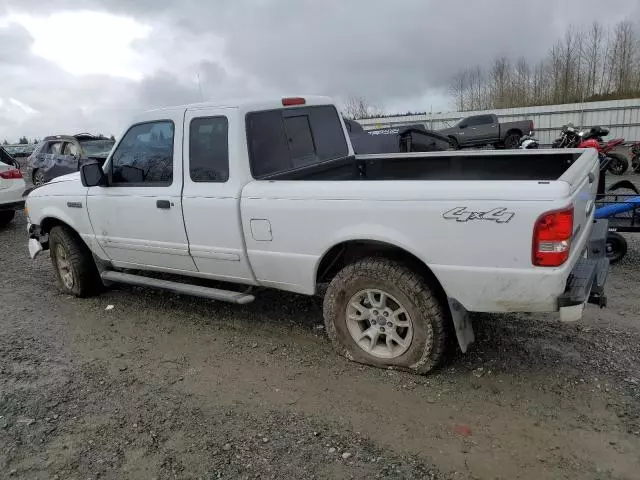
top-left (264, 150), bottom-right (581, 182)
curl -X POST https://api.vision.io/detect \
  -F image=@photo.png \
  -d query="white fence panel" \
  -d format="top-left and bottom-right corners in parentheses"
top-left (356, 99), bottom-right (640, 145)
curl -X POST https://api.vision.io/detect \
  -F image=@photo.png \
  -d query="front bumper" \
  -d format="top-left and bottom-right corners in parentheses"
top-left (558, 219), bottom-right (609, 320)
top-left (28, 222), bottom-right (48, 259)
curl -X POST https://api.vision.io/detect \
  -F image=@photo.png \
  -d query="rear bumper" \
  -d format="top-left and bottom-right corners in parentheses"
top-left (558, 219), bottom-right (609, 310)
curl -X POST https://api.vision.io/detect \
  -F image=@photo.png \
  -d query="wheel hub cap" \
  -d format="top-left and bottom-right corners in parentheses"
top-left (55, 244), bottom-right (74, 289)
top-left (345, 289), bottom-right (413, 359)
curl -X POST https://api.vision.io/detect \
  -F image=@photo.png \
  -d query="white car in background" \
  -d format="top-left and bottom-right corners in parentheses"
top-left (0, 147), bottom-right (27, 226)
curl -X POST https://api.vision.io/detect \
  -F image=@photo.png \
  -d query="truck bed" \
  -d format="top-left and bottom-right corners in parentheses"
top-left (264, 149), bottom-right (582, 182)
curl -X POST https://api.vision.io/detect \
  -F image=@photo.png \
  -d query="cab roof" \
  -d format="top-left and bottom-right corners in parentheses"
top-left (140, 95), bottom-right (334, 115)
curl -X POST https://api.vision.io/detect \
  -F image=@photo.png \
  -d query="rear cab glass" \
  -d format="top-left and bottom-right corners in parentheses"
top-left (246, 105), bottom-right (348, 178)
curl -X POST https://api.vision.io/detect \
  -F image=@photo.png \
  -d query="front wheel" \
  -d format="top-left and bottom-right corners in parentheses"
top-left (606, 152), bottom-right (629, 176)
top-left (606, 232), bottom-right (628, 264)
top-left (49, 226), bottom-right (102, 297)
top-left (323, 258), bottom-right (448, 375)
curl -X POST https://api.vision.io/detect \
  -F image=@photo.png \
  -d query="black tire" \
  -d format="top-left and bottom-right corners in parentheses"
top-left (49, 225), bottom-right (102, 297)
top-left (606, 232), bottom-right (627, 264)
top-left (503, 131), bottom-right (522, 149)
top-left (448, 136), bottom-right (460, 150)
top-left (606, 152), bottom-right (629, 176)
top-left (323, 258), bottom-right (448, 375)
top-left (0, 210), bottom-right (15, 227)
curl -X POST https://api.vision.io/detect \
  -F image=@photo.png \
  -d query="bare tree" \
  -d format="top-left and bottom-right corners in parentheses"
top-left (610, 21), bottom-right (635, 94)
top-left (466, 66), bottom-right (487, 110)
top-left (447, 20), bottom-right (640, 111)
top-left (342, 96), bottom-right (381, 120)
top-left (489, 56), bottom-right (511, 108)
top-left (513, 57), bottom-right (531, 106)
top-left (584, 22), bottom-right (604, 98)
top-left (448, 70), bottom-right (468, 111)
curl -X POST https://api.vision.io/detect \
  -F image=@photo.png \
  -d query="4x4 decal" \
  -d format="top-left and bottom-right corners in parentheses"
top-left (443, 207), bottom-right (514, 224)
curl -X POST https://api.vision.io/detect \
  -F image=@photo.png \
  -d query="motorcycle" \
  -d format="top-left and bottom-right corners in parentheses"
top-left (552, 125), bottom-right (628, 175)
top-left (551, 123), bottom-right (581, 148)
top-left (632, 141), bottom-right (640, 173)
top-left (518, 132), bottom-right (539, 149)
top-left (580, 126), bottom-right (628, 175)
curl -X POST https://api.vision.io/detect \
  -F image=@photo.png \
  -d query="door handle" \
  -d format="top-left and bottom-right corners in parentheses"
top-left (588, 172), bottom-right (595, 184)
top-left (156, 200), bottom-right (171, 209)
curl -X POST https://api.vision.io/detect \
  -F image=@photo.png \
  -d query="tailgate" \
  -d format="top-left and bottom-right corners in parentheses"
top-left (561, 148), bottom-right (600, 254)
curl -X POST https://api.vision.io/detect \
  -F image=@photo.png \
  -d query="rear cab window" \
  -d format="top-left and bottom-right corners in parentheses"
top-left (189, 116), bottom-right (229, 182)
top-left (246, 105), bottom-right (348, 178)
top-left (467, 116), bottom-right (493, 126)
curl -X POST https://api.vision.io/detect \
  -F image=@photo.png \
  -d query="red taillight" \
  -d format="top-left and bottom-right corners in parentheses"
top-left (282, 97), bottom-right (305, 106)
top-left (532, 206), bottom-right (573, 267)
top-left (0, 168), bottom-right (23, 180)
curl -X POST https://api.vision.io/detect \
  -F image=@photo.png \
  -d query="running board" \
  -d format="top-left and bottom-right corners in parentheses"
top-left (100, 271), bottom-right (255, 305)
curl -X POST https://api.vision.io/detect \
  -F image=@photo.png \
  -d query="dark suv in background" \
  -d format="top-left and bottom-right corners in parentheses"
top-left (27, 134), bottom-right (115, 185)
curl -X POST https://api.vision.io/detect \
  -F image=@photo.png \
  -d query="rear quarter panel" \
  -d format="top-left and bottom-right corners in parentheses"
top-left (240, 179), bottom-right (577, 311)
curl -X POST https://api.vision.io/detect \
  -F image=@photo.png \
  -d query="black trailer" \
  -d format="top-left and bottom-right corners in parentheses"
top-left (344, 119), bottom-right (452, 154)
top-left (595, 186), bottom-right (640, 264)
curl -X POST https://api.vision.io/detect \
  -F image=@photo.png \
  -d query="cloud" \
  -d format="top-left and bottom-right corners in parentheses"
top-left (1, 0), bottom-right (639, 141)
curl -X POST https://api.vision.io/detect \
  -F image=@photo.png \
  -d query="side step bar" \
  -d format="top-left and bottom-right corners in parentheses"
top-left (100, 271), bottom-right (255, 305)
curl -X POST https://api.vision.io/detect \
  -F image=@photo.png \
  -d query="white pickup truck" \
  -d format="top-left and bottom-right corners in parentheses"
top-left (25, 96), bottom-right (609, 374)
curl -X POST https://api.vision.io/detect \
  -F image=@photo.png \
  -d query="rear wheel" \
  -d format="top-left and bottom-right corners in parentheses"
top-left (606, 152), bottom-right (629, 176)
top-left (323, 258), bottom-right (448, 375)
top-left (503, 132), bottom-right (522, 149)
top-left (606, 232), bottom-right (627, 264)
top-left (49, 225), bottom-right (102, 297)
top-left (33, 169), bottom-right (46, 186)
top-left (0, 210), bottom-right (15, 227)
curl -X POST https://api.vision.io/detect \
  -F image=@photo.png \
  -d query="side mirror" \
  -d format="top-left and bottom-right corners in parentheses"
top-left (459, 123), bottom-right (468, 129)
top-left (80, 162), bottom-right (107, 187)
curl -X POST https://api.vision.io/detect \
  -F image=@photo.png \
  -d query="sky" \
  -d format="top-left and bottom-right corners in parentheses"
top-left (0, 0), bottom-right (638, 142)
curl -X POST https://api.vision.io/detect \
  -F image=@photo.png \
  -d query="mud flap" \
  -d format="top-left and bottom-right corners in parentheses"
top-left (28, 238), bottom-right (43, 259)
top-left (447, 298), bottom-right (475, 353)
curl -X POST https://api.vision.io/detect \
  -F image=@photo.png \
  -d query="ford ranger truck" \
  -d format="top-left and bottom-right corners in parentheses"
top-left (25, 96), bottom-right (608, 374)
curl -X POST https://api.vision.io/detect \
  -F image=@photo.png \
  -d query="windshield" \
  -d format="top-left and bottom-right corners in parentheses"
top-left (80, 139), bottom-right (115, 156)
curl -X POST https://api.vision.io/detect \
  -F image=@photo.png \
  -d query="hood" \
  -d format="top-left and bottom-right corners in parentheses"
top-left (26, 171), bottom-right (84, 199)
top-left (49, 171), bottom-right (81, 184)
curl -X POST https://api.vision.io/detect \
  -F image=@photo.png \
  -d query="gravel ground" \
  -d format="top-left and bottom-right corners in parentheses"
top-left (2, 200), bottom-right (640, 479)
